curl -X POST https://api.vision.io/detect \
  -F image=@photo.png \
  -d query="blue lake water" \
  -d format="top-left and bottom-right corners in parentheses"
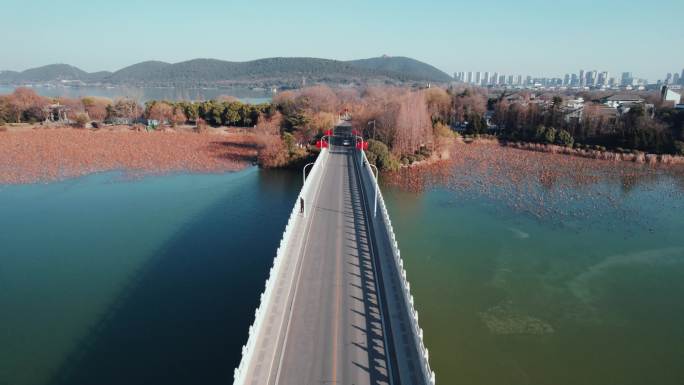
top-left (0, 169), bottom-right (298, 385)
top-left (1, 159), bottom-right (683, 385)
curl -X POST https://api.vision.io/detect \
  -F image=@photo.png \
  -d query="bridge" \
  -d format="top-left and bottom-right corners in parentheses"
top-left (233, 122), bottom-right (435, 385)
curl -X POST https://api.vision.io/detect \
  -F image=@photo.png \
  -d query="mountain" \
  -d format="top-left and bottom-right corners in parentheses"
top-left (0, 70), bottom-right (19, 83)
top-left (107, 61), bottom-right (171, 83)
top-left (347, 56), bottom-right (453, 83)
top-left (0, 57), bottom-right (453, 86)
top-left (12, 64), bottom-right (89, 82)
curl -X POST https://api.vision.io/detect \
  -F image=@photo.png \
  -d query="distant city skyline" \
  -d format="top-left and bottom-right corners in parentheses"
top-left (454, 68), bottom-right (684, 86)
top-left (0, 0), bottom-right (682, 80)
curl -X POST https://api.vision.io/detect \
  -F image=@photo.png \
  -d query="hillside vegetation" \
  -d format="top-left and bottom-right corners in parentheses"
top-left (0, 57), bottom-right (453, 86)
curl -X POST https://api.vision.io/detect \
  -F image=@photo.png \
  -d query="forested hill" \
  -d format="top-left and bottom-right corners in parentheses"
top-left (347, 56), bottom-right (453, 83)
top-left (0, 57), bottom-right (453, 86)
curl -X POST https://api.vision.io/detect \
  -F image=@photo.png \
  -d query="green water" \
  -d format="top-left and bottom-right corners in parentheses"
top-left (384, 172), bottom-right (684, 384)
top-left (1, 163), bottom-right (683, 385)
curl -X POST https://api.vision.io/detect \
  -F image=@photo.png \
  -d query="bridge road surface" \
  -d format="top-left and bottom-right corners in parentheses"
top-left (275, 147), bottom-right (390, 384)
top-left (241, 145), bottom-right (427, 385)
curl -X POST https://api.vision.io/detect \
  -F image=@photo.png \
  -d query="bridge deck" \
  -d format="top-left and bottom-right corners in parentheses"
top-left (241, 148), bottom-right (424, 385)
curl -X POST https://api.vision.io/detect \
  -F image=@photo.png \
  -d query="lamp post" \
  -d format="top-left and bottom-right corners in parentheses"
top-left (303, 162), bottom-right (315, 186)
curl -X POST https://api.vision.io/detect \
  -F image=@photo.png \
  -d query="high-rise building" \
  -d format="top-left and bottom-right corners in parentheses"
top-left (571, 73), bottom-right (579, 86)
top-left (587, 70), bottom-right (598, 87)
top-left (579, 70), bottom-right (585, 87)
top-left (665, 73), bottom-right (673, 84)
top-left (598, 71), bottom-right (609, 86)
top-left (475, 72), bottom-right (482, 85)
top-left (564, 74), bottom-right (570, 85)
top-left (621, 72), bottom-right (633, 86)
top-left (526, 75), bottom-right (532, 85)
top-left (680, 69), bottom-right (684, 85)
top-left (483, 71), bottom-right (490, 85)
top-left (492, 72), bottom-right (499, 85)
top-left (516, 75), bottom-right (523, 85)
top-left (467, 71), bottom-right (473, 84)
top-left (673, 73), bottom-right (680, 86)
top-left (507, 75), bottom-right (514, 85)
top-left (499, 75), bottom-right (506, 85)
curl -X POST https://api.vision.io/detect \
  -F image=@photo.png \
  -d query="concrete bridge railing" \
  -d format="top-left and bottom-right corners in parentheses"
top-left (359, 150), bottom-right (436, 385)
top-left (233, 148), bottom-right (330, 384)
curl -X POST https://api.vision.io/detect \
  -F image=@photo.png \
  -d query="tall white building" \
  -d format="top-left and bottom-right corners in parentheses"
top-left (467, 71), bottom-right (473, 84)
top-left (475, 72), bottom-right (482, 85)
top-left (492, 72), bottom-right (499, 85)
top-left (483, 71), bottom-right (490, 85)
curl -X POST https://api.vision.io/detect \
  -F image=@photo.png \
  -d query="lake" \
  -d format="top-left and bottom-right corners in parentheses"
top-left (1, 151), bottom-right (683, 385)
top-left (0, 85), bottom-right (272, 104)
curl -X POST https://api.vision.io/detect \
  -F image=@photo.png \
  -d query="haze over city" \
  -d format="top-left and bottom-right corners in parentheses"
top-left (1, 0), bottom-right (682, 80)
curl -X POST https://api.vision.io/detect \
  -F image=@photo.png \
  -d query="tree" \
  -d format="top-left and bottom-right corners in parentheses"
top-left (543, 127), bottom-right (557, 144)
top-left (424, 87), bottom-right (451, 124)
top-left (81, 97), bottom-right (110, 121)
top-left (534, 125), bottom-right (547, 142)
top-left (171, 107), bottom-right (187, 127)
top-left (7, 88), bottom-right (47, 123)
top-left (179, 102), bottom-right (199, 122)
top-left (296, 85), bottom-right (338, 113)
top-left (394, 91), bottom-right (432, 155)
top-left (556, 129), bottom-right (574, 147)
top-left (107, 98), bottom-right (142, 122)
top-left (366, 139), bottom-right (400, 171)
top-left (73, 113), bottom-right (89, 128)
top-left (146, 101), bottom-right (174, 124)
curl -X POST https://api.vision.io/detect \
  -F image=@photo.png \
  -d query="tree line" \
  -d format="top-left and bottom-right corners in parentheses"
top-left (445, 86), bottom-right (684, 155)
top-left (0, 88), bottom-right (272, 128)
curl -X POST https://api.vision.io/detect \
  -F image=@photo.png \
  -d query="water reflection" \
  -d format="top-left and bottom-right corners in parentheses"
top-left (0, 168), bottom-right (299, 385)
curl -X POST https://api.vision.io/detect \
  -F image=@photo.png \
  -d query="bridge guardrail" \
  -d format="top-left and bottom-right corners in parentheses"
top-left (359, 150), bottom-right (436, 385)
top-left (233, 149), bottom-right (329, 385)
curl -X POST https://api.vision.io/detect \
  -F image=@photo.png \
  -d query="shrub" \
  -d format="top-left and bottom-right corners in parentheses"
top-left (73, 113), bottom-right (89, 128)
top-left (555, 129), bottom-right (574, 147)
top-left (534, 125), bottom-right (547, 142)
top-left (366, 139), bottom-right (400, 171)
top-left (543, 127), bottom-right (557, 144)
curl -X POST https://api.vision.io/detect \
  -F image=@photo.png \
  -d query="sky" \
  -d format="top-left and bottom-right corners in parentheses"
top-left (1, 0), bottom-right (682, 81)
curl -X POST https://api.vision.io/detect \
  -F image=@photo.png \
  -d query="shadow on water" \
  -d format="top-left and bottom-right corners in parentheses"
top-left (45, 168), bottom-right (299, 385)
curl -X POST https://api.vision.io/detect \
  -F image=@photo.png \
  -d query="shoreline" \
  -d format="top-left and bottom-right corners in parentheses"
top-left (503, 141), bottom-right (684, 165)
top-left (0, 127), bottom-right (258, 185)
top-left (461, 137), bottom-right (684, 165)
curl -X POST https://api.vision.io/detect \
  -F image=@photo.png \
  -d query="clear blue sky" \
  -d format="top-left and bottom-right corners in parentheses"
top-left (1, 0), bottom-right (682, 81)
